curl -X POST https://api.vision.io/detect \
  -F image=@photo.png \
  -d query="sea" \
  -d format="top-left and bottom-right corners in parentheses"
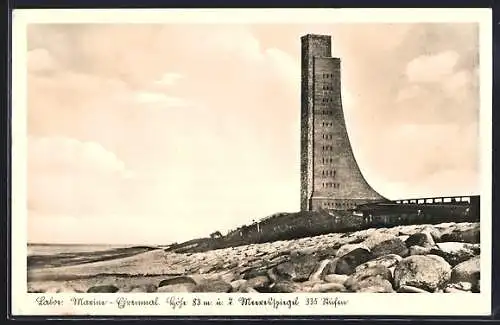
top-left (27, 243), bottom-right (140, 256)
top-left (27, 243), bottom-right (166, 270)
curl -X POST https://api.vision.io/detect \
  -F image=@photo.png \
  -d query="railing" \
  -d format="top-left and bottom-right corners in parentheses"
top-left (393, 196), bottom-right (473, 205)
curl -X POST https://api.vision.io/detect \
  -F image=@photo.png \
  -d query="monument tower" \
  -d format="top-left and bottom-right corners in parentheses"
top-left (300, 34), bottom-right (386, 211)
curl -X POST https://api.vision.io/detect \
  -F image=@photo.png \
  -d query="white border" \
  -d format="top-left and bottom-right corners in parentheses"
top-left (11, 8), bottom-right (492, 316)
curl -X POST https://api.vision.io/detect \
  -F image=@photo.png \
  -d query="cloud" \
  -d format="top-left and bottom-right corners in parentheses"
top-left (28, 48), bottom-right (59, 73)
top-left (134, 91), bottom-right (191, 107)
top-left (29, 136), bottom-right (127, 174)
top-left (154, 72), bottom-right (184, 86)
top-left (28, 136), bottom-right (134, 216)
top-left (405, 50), bottom-right (460, 83)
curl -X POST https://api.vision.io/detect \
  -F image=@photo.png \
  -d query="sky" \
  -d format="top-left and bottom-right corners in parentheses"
top-left (26, 23), bottom-right (480, 245)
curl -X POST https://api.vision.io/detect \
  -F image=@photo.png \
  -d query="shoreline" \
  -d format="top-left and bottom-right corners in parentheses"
top-left (28, 221), bottom-right (480, 294)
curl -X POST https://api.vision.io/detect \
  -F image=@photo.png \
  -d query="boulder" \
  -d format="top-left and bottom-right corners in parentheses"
top-left (316, 247), bottom-right (338, 260)
top-left (296, 280), bottom-right (323, 292)
top-left (324, 274), bottom-right (349, 284)
top-left (291, 247), bottom-right (316, 257)
top-left (244, 287), bottom-right (260, 293)
top-left (398, 235), bottom-right (410, 242)
top-left (159, 276), bottom-right (197, 287)
top-left (274, 262), bottom-right (297, 280)
top-left (394, 255), bottom-right (451, 292)
top-left (128, 284), bottom-right (158, 293)
top-left (45, 285), bottom-right (79, 293)
top-left (421, 226), bottom-right (442, 242)
top-left (451, 256), bottom-right (480, 291)
top-left (335, 248), bottom-right (373, 275)
top-left (290, 254), bottom-right (320, 281)
top-left (336, 243), bottom-right (370, 258)
top-left (350, 277), bottom-right (394, 293)
top-left (230, 279), bottom-right (248, 292)
top-left (444, 281), bottom-right (473, 293)
top-left (371, 238), bottom-right (409, 258)
top-left (405, 232), bottom-right (435, 248)
top-left (397, 285), bottom-right (430, 293)
top-left (441, 227), bottom-right (480, 244)
top-left (246, 275), bottom-right (271, 290)
top-left (87, 285), bottom-right (119, 293)
top-left (270, 280), bottom-right (301, 293)
top-left (363, 233), bottom-right (397, 250)
top-left (157, 283), bottom-right (195, 292)
top-left (431, 242), bottom-right (479, 267)
top-left (193, 279), bottom-right (232, 293)
top-left (309, 282), bottom-right (346, 293)
top-left (444, 286), bottom-right (471, 293)
top-left (309, 259), bottom-right (334, 281)
top-left (355, 254), bottom-right (402, 273)
top-left (408, 245), bottom-right (432, 256)
top-left (242, 266), bottom-right (270, 279)
top-left (345, 265), bottom-right (393, 290)
top-left (219, 270), bottom-right (239, 283)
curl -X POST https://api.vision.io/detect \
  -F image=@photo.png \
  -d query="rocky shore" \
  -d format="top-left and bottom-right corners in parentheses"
top-left (28, 222), bottom-right (480, 294)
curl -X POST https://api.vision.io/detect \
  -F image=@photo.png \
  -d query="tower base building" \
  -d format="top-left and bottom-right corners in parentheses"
top-left (300, 34), bottom-right (387, 211)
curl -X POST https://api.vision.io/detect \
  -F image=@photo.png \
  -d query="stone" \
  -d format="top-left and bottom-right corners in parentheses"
top-left (316, 247), bottom-right (338, 259)
top-left (275, 262), bottom-right (297, 280)
top-left (355, 254), bottom-right (402, 273)
top-left (242, 266), bottom-right (270, 279)
top-left (321, 258), bottom-right (339, 275)
top-left (45, 285), bottom-right (79, 293)
top-left (444, 286), bottom-right (470, 293)
top-left (309, 259), bottom-right (334, 281)
top-left (290, 254), bottom-right (320, 281)
top-left (398, 235), bottom-right (410, 242)
top-left (422, 226), bottom-right (442, 242)
top-left (219, 270), bottom-right (239, 283)
top-left (394, 255), bottom-right (451, 292)
top-left (310, 282), bottom-right (346, 293)
top-left (451, 256), bottom-right (480, 291)
top-left (193, 280), bottom-right (232, 293)
top-left (230, 279), bottom-right (247, 292)
top-left (198, 266), bottom-right (216, 274)
top-left (345, 265), bottom-right (393, 290)
top-left (441, 227), bottom-right (480, 244)
top-left (270, 280), bottom-right (301, 293)
top-left (445, 282), bottom-right (473, 292)
top-left (371, 238), bottom-right (409, 258)
top-left (336, 243), bottom-right (370, 258)
top-left (291, 247), bottom-right (316, 257)
top-left (351, 277), bottom-right (394, 293)
top-left (87, 285), bottom-right (119, 293)
top-left (246, 275), bottom-right (271, 290)
top-left (129, 284), bottom-right (158, 293)
top-left (405, 232), bottom-right (435, 248)
top-left (296, 280), bottom-right (323, 292)
top-left (363, 233), bottom-right (397, 250)
top-left (408, 245), bottom-right (432, 256)
top-left (430, 242), bottom-right (479, 267)
top-left (324, 274), bottom-right (349, 284)
top-left (267, 268), bottom-right (279, 282)
top-left (244, 287), bottom-right (259, 293)
top-left (397, 285), bottom-right (430, 293)
top-left (159, 276), bottom-right (197, 287)
top-left (157, 283), bottom-right (195, 292)
top-left (335, 248), bottom-right (373, 275)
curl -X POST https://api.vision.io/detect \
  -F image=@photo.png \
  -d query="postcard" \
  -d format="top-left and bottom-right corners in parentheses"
top-left (11, 8), bottom-right (492, 316)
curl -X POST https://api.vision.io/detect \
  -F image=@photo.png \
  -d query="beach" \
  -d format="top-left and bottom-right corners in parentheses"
top-left (28, 221), bottom-right (480, 294)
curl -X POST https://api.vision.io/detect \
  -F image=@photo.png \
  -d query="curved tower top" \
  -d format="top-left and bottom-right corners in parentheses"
top-left (300, 34), bottom-right (387, 211)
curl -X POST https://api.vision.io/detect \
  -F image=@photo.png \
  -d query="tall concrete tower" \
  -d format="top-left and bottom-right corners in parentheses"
top-left (300, 34), bottom-right (386, 211)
